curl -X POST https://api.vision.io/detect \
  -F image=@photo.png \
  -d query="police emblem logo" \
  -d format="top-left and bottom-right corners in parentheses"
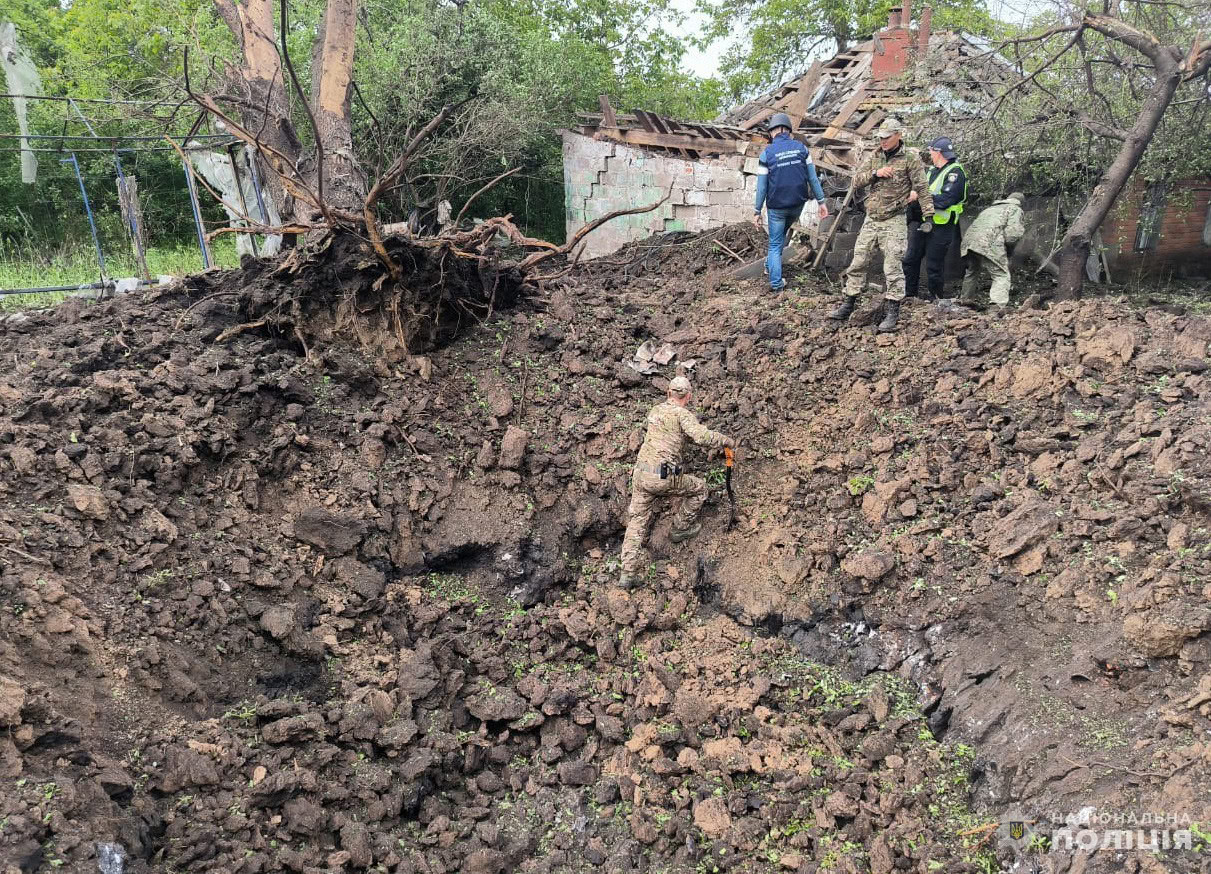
top-left (998, 808), bottom-right (1038, 855)
top-left (947, 173), bottom-right (959, 182)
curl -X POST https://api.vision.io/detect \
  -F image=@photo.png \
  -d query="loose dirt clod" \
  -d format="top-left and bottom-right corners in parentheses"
top-left (2, 226), bottom-right (1211, 873)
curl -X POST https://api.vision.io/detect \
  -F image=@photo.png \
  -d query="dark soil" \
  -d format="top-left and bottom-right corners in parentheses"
top-left (2, 226), bottom-right (1211, 874)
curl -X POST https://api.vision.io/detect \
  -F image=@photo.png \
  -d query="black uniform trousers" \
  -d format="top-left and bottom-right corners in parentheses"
top-left (903, 221), bottom-right (959, 299)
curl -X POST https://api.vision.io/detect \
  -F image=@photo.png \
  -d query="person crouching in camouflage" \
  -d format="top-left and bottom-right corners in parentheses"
top-left (619, 376), bottom-right (734, 589)
top-left (960, 192), bottom-right (1026, 311)
top-left (829, 118), bottom-right (934, 333)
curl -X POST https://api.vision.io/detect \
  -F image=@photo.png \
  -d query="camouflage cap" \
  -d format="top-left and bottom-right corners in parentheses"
top-left (875, 118), bottom-right (903, 139)
top-left (1007, 191), bottom-right (1025, 203)
top-left (669, 376), bottom-right (693, 395)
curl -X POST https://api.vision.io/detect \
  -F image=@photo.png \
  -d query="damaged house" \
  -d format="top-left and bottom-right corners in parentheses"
top-left (563, 4), bottom-right (1211, 279)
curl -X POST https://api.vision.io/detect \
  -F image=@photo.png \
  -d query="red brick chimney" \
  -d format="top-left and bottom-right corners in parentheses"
top-left (918, 5), bottom-right (933, 55)
top-left (874, 6), bottom-right (912, 79)
top-left (901, 0), bottom-right (912, 27)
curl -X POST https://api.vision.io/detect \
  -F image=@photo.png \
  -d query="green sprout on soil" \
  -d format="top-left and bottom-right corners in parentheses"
top-left (1190, 822), bottom-right (1211, 852)
top-left (425, 572), bottom-right (474, 602)
top-left (223, 701), bottom-right (257, 722)
top-left (705, 466), bottom-right (727, 487)
top-left (846, 474), bottom-right (874, 496)
top-left (142, 568), bottom-right (174, 588)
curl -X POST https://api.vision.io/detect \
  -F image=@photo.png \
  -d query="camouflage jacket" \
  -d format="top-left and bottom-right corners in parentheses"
top-left (853, 145), bottom-right (934, 222)
top-left (636, 402), bottom-right (727, 467)
top-left (960, 199), bottom-right (1026, 269)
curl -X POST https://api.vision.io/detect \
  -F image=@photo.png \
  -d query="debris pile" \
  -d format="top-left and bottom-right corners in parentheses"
top-left (1, 225), bottom-right (1210, 873)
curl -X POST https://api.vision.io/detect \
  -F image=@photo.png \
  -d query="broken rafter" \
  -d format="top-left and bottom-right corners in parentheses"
top-left (598, 94), bottom-right (617, 129)
top-left (593, 127), bottom-right (755, 156)
top-left (786, 61), bottom-right (825, 131)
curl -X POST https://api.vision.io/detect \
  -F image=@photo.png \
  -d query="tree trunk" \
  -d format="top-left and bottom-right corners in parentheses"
top-left (1055, 44), bottom-right (1183, 298)
top-left (213, 0), bottom-right (301, 223)
top-left (310, 0), bottom-right (365, 212)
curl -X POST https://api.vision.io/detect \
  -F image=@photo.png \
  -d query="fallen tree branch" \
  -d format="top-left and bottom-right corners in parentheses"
top-left (455, 166), bottom-right (523, 227)
top-left (363, 98), bottom-right (477, 279)
top-left (174, 291), bottom-right (240, 330)
top-left (183, 49), bottom-right (327, 218)
top-left (206, 222), bottom-right (316, 241)
top-left (164, 135), bottom-right (258, 225)
top-left (518, 185), bottom-right (674, 272)
top-left (216, 318), bottom-right (268, 343)
top-left (1, 543), bottom-right (50, 566)
top-left (712, 239), bottom-right (744, 262)
top-left (279, 0), bottom-right (329, 220)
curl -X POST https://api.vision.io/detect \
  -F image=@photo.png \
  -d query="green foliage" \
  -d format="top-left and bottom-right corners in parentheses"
top-left (955, 0), bottom-right (1211, 211)
top-left (1, 0), bottom-right (724, 256)
top-left (846, 474), bottom-right (874, 496)
top-left (696, 0), bottom-right (993, 99)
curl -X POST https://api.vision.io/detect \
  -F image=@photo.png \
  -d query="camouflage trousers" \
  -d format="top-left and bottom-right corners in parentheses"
top-left (842, 215), bottom-right (908, 302)
top-left (619, 468), bottom-right (707, 577)
top-left (962, 252), bottom-right (1012, 306)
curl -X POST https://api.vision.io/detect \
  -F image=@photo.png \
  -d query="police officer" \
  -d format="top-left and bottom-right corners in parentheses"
top-left (903, 136), bottom-right (967, 300)
top-left (829, 118), bottom-right (933, 333)
top-left (618, 376), bottom-right (734, 589)
top-left (753, 112), bottom-right (829, 294)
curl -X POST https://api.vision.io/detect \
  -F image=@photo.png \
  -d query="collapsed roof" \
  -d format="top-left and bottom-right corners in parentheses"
top-left (571, 3), bottom-right (1015, 180)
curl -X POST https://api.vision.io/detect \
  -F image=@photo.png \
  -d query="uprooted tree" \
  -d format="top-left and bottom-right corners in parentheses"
top-left (969, 0), bottom-right (1211, 298)
top-left (185, 0), bottom-right (676, 359)
top-left (208, 0), bottom-right (363, 220)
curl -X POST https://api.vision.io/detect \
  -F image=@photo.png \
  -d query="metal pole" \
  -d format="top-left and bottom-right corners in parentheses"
top-left (61, 152), bottom-right (107, 282)
top-left (0, 279), bottom-right (159, 297)
top-left (0, 281), bottom-right (106, 296)
top-left (245, 147), bottom-right (270, 228)
top-left (182, 154), bottom-right (211, 270)
top-left (227, 143), bottom-right (259, 257)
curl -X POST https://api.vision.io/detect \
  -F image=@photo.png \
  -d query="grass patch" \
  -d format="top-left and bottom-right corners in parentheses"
top-left (0, 240), bottom-right (240, 311)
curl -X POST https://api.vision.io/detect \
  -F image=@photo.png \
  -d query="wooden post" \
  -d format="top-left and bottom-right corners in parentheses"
top-left (598, 94), bottom-right (617, 130)
top-left (813, 175), bottom-right (858, 268)
top-left (116, 174), bottom-right (152, 281)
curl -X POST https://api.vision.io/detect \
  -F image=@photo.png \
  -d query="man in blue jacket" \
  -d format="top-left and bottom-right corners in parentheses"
top-left (753, 113), bottom-right (829, 293)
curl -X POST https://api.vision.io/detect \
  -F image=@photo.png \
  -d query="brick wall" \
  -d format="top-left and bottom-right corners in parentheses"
top-left (563, 131), bottom-right (862, 264)
top-left (563, 132), bottom-right (755, 259)
top-left (1101, 177), bottom-right (1211, 279)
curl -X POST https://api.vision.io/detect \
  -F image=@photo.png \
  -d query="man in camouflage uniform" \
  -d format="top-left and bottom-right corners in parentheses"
top-left (960, 192), bottom-right (1026, 309)
top-left (619, 376), bottom-right (734, 589)
top-left (829, 118), bottom-right (934, 333)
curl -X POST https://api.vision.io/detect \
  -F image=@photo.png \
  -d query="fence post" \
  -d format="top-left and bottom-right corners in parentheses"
top-left (61, 152), bottom-right (107, 285)
top-left (182, 153), bottom-right (212, 270)
top-left (114, 154), bottom-right (152, 281)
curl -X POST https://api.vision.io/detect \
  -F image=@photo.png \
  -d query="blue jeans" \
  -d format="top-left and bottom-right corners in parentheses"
top-left (766, 205), bottom-right (804, 290)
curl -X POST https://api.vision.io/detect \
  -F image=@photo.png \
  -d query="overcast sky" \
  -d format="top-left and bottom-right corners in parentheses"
top-left (670, 0), bottom-right (1055, 79)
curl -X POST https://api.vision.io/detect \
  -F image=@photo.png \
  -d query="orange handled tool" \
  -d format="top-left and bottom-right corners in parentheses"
top-left (723, 446), bottom-right (737, 530)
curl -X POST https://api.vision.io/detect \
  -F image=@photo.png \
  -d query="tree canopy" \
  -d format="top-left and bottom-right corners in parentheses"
top-left (696, 0), bottom-right (995, 100)
top-left (0, 0), bottom-right (725, 254)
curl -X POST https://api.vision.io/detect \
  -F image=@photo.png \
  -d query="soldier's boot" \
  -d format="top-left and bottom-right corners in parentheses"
top-left (828, 296), bottom-right (856, 321)
top-left (669, 522), bottom-right (702, 544)
top-left (876, 299), bottom-right (901, 333)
